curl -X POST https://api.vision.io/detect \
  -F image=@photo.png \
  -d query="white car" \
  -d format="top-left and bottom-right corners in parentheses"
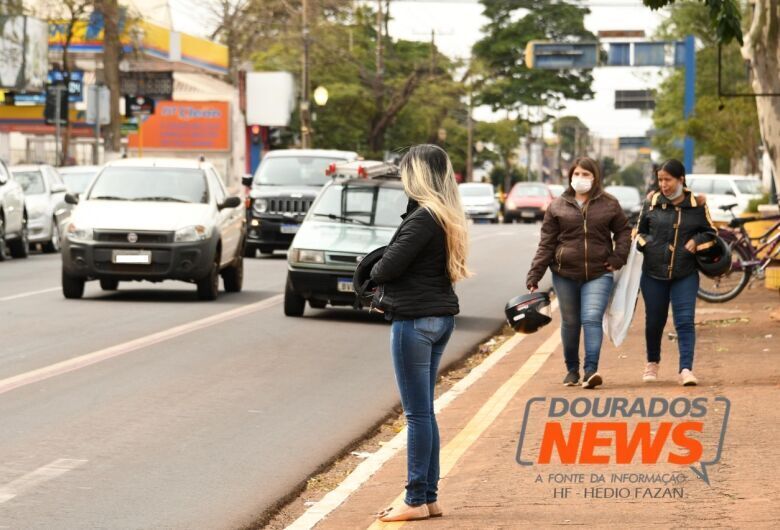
top-left (459, 182), bottom-right (500, 223)
top-left (686, 174), bottom-right (764, 222)
top-left (11, 164), bottom-right (70, 252)
top-left (58, 165), bottom-right (102, 196)
top-left (0, 158), bottom-right (29, 260)
top-left (61, 158), bottom-right (246, 300)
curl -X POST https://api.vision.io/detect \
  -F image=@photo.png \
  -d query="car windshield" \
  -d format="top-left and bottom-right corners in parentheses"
top-left (606, 186), bottom-right (641, 204)
top-left (735, 179), bottom-right (761, 194)
top-left (548, 185), bottom-right (564, 197)
top-left (13, 170), bottom-right (45, 194)
top-left (254, 156), bottom-right (342, 186)
top-left (61, 171), bottom-right (97, 194)
top-left (87, 167), bottom-right (209, 203)
top-left (459, 185), bottom-right (493, 197)
top-left (512, 185), bottom-right (547, 197)
top-left (310, 183), bottom-right (407, 227)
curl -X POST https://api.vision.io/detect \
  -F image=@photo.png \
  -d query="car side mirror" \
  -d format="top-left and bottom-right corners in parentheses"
top-left (725, 190), bottom-right (735, 196)
top-left (241, 174), bottom-right (253, 188)
top-left (52, 185), bottom-right (68, 193)
top-left (64, 193), bottom-right (79, 205)
top-left (219, 196), bottom-right (242, 210)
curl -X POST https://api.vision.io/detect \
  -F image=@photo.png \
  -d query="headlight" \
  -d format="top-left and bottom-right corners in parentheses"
top-left (506, 199), bottom-right (516, 210)
top-left (66, 223), bottom-right (94, 242)
top-left (290, 248), bottom-right (324, 264)
top-left (253, 199), bottom-right (268, 214)
top-left (174, 225), bottom-right (211, 242)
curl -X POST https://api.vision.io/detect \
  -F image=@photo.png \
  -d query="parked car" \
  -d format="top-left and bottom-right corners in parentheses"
top-left (504, 182), bottom-right (554, 223)
top-left (685, 174), bottom-right (764, 222)
top-left (604, 185), bottom-right (642, 225)
top-left (547, 184), bottom-right (565, 198)
top-left (242, 149), bottom-right (359, 257)
top-left (284, 160), bottom-right (406, 316)
top-left (459, 182), bottom-right (499, 223)
top-left (61, 158), bottom-right (246, 300)
top-left (0, 158), bottom-right (29, 260)
top-left (11, 164), bottom-right (70, 252)
top-left (58, 165), bottom-right (101, 195)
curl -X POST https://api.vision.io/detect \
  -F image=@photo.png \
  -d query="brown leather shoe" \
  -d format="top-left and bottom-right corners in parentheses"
top-left (427, 501), bottom-right (443, 517)
top-left (377, 502), bottom-right (430, 522)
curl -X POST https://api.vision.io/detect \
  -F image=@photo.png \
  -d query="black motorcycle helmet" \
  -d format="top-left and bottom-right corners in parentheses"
top-left (352, 245), bottom-right (387, 308)
top-left (505, 292), bottom-right (552, 334)
top-left (696, 236), bottom-right (732, 278)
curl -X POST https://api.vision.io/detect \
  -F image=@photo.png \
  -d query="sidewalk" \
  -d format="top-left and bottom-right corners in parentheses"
top-left (295, 286), bottom-right (780, 529)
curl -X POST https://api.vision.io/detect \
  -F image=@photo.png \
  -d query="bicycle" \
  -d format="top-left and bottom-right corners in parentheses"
top-left (697, 203), bottom-right (780, 303)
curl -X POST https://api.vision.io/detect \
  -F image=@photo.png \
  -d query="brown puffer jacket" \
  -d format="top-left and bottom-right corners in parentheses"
top-left (526, 189), bottom-right (632, 287)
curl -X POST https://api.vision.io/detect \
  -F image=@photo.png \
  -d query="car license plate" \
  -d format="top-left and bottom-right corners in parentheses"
top-left (521, 211), bottom-right (535, 218)
top-left (280, 224), bottom-right (299, 234)
top-left (112, 250), bottom-right (152, 264)
top-left (337, 278), bottom-right (354, 293)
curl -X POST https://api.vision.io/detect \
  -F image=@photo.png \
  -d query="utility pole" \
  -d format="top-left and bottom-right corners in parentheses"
top-left (300, 0), bottom-right (312, 148)
top-left (466, 80), bottom-right (473, 182)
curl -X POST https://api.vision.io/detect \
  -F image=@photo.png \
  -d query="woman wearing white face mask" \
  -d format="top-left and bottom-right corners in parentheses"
top-left (527, 157), bottom-right (632, 388)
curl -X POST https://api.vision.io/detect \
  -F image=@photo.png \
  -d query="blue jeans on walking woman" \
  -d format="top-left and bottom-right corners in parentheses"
top-left (640, 272), bottom-right (699, 372)
top-left (390, 315), bottom-right (455, 507)
top-left (551, 271), bottom-right (614, 373)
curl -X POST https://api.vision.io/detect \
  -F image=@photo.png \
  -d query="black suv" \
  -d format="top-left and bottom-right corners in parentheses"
top-left (243, 149), bottom-right (358, 256)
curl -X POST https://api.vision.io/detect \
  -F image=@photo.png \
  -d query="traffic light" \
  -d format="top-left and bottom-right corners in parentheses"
top-left (249, 125), bottom-right (262, 145)
top-left (44, 84), bottom-right (69, 125)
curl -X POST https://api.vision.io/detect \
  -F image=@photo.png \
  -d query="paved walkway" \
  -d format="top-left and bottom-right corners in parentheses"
top-left (297, 286), bottom-right (779, 529)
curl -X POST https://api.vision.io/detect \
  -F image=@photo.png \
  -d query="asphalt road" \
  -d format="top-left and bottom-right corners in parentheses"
top-left (0, 223), bottom-right (550, 529)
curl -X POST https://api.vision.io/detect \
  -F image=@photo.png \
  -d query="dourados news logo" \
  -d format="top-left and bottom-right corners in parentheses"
top-left (516, 397), bottom-right (730, 485)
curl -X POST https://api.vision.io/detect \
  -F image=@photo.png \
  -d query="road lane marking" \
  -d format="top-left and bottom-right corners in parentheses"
top-left (0, 459), bottom-right (87, 504)
top-left (0, 294), bottom-right (283, 397)
top-left (368, 328), bottom-right (561, 529)
top-left (286, 302), bottom-right (559, 530)
top-left (0, 287), bottom-right (60, 302)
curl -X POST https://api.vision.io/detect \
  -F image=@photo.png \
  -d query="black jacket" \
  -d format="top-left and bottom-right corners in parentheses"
top-left (636, 190), bottom-right (717, 280)
top-left (370, 200), bottom-right (459, 320)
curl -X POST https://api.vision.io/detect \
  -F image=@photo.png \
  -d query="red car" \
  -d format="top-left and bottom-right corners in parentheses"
top-left (504, 182), bottom-right (554, 223)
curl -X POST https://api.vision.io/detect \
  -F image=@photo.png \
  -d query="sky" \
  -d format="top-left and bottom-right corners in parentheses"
top-left (167, 0), bottom-right (672, 138)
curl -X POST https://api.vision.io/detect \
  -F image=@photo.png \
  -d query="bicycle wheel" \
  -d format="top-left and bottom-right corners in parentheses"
top-left (697, 243), bottom-right (752, 303)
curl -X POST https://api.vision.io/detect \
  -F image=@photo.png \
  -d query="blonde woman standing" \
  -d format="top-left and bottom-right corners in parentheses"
top-left (371, 144), bottom-right (470, 522)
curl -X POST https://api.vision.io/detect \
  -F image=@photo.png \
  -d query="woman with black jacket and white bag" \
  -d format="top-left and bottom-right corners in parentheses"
top-left (371, 145), bottom-right (470, 522)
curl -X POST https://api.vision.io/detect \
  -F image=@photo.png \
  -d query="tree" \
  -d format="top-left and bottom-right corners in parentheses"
top-left (93, 0), bottom-right (122, 152)
top-left (644, 0), bottom-right (780, 191)
top-left (651, 1), bottom-right (761, 173)
top-left (473, 0), bottom-right (596, 114)
top-left (476, 119), bottom-right (528, 193)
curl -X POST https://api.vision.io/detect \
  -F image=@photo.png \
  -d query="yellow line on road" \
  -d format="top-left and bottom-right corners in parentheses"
top-left (368, 329), bottom-right (561, 529)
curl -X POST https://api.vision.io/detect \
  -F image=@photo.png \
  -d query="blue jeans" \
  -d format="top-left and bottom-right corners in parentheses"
top-left (551, 271), bottom-right (614, 374)
top-left (390, 315), bottom-right (455, 506)
top-left (640, 272), bottom-right (699, 372)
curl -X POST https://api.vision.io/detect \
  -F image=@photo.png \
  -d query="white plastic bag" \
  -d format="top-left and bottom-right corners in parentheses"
top-left (603, 239), bottom-right (644, 347)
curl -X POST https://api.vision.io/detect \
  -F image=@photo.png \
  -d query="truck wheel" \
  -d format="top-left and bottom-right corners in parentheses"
top-left (100, 278), bottom-right (119, 291)
top-left (62, 269), bottom-right (85, 299)
top-left (258, 246), bottom-right (274, 256)
top-left (284, 276), bottom-right (305, 316)
top-left (309, 299), bottom-right (327, 309)
top-left (196, 256), bottom-right (220, 301)
top-left (0, 215), bottom-right (9, 261)
top-left (222, 256), bottom-right (243, 292)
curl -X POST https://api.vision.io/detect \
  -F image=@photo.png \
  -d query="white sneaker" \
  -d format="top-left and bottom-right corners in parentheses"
top-left (642, 362), bottom-right (659, 383)
top-left (680, 369), bottom-right (698, 386)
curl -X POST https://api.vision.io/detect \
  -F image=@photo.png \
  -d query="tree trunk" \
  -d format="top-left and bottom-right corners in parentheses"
top-left (743, 0), bottom-right (780, 189)
top-left (95, 0), bottom-right (122, 152)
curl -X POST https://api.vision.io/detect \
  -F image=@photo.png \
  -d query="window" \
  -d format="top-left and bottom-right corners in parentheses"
top-left (254, 156), bottom-right (345, 186)
top-left (309, 184), bottom-right (407, 227)
top-left (687, 178), bottom-right (712, 194)
top-left (735, 180), bottom-right (761, 194)
top-left (634, 42), bottom-right (666, 66)
top-left (207, 169), bottom-right (226, 203)
top-left (608, 43), bottom-right (630, 66)
top-left (615, 90), bottom-right (655, 110)
top-left (712, 179), bottom-right (735, 195)
top-left (0, 161), bottom-right (9, 185)
top-left (13, 170), bottom-right (46, 194)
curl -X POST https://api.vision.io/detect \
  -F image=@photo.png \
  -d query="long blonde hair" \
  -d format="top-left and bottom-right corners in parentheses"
top-left (399, 144), bottom-right (471, 282)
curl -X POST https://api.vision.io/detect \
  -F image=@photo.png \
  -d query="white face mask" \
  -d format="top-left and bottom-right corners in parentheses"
top-left (571, 177), bottom-right (593, 194)
top-left (664, 183), bottom-right (684, 201)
